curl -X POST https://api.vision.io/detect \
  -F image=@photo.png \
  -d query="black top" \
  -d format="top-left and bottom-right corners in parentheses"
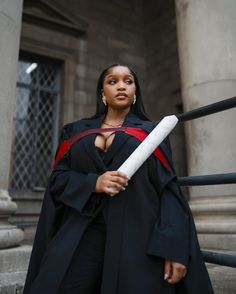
top-left (95, 146), bottom-right (107, 160)
top-left (94, 146), bottom-right (108, 226)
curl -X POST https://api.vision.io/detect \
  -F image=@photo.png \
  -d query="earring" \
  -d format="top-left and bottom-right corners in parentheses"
top-left (102, 95), bottom-right (107, 106)
top-left (133, 94), bottom-right (136, 105)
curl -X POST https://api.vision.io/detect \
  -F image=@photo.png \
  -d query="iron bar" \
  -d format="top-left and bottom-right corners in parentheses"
top-left (177, 96), bottom-right (236, 122)
top-left (178, 173), bottom-right (236, 186)
top-left (202, 250), bottom-right (236, 268)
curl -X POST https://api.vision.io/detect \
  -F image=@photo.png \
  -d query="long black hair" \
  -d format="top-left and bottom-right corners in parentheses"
top-left (88, 63), bottom-right (150, 121)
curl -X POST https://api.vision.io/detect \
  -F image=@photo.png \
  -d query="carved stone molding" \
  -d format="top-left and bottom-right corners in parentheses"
top-left (23, 0), bottom-right (88, 37)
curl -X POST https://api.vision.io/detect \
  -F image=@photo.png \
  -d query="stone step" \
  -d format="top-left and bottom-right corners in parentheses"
top-left (0, 246), bottom-right (235, 293)
top-left (0, 245), bottom-right (31, 294)
top-left (199, 233), bottom-right (236, 251)
top-left (195, 217), bottom-right (236, 233)
top-left (0, 245), bottom-right (31, 273)
top-left (190, 196), bottom-right (236, 215)
top-left (1, 265), bottom-right (235, 294)
top-left (0, 271), bottom-right (26, 294)
top-left (207, 264), bottom-right (236, 294)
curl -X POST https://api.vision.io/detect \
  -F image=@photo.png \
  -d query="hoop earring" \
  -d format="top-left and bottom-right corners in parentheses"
top-left (133, 94), bottom-right (136, 105)
top-left (102, 95), bottom-right (107, 106)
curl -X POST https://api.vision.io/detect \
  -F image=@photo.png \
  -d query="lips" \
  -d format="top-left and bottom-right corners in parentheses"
top-left (116, 92), bottom-right (128, 98)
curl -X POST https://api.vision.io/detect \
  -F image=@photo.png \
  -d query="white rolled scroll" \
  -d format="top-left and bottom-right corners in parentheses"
top-left (117, 115), bottom-right (179, 178)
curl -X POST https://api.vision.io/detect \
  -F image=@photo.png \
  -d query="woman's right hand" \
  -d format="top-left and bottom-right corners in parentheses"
top-left (94, 171), bottom-right (129, 197)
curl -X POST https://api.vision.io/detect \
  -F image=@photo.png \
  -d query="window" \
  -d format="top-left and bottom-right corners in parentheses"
top-left (10, 55), bottom-right (61, 191)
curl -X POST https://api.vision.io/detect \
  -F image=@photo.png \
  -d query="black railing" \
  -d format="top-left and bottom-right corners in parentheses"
top-left (176, 96), bottom-right (236, 122)
top-left (202, 250), bottom-right (236, 268)
top-left (178, 172), bottom-right (236, 186)
top-left (176, 95), bottom-right (236, 268)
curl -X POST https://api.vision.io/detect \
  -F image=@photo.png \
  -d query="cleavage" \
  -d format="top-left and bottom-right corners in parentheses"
top-left (94, 132), bottom-right (116, 152)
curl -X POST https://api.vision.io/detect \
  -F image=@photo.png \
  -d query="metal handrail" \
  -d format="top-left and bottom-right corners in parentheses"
top-left (175, 96), bottom-right (236, 268)
top-left (201, 250), bottom-right (236, 268)
top-left (178, 172), bottom-right (236, 186)
top-left (177, 96), bottom-right (236, 122)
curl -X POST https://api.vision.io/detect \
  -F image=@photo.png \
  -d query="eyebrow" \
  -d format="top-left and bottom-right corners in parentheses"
top-left (106, 74), bottom-right (134, 79)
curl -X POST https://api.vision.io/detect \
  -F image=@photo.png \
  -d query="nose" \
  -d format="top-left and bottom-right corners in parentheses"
top-left (117, 81), bottom-right (126, 90)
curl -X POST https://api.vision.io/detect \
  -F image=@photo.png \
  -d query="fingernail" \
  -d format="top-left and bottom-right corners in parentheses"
top-left (164, 273), bottom-right (169, 280)
top-left (122, 187), bottom-right (126, 190)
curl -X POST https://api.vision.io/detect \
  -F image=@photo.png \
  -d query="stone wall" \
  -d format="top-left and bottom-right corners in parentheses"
top-left (57, 0), bottom-right (147, 119)
top-left (15, 0), bottom-right (187, 241)
top-left (143, 0), bottom-right (187, 176)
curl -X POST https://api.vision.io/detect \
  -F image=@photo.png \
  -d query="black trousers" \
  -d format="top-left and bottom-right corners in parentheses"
top-left (57, 209), bottom-right (107, 294)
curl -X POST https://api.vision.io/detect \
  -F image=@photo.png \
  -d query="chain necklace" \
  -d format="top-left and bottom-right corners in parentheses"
top-left (102, 120), bottom-right (124, 127)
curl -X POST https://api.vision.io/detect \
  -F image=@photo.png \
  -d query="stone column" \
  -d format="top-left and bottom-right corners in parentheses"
top-left (0, 0), bottom-right (24, 248)
top-left (175, 0), bottom-right (236, 250)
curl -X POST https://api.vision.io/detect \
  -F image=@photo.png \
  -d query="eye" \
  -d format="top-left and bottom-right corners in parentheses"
top-left (108, 79), bottom-right (116, 85)
top-left (125, 79), bottom-right (134, 85)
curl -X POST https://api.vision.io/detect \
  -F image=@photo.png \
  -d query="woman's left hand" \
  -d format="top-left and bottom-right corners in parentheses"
top-left (164, 259), bottom-right (187, 284)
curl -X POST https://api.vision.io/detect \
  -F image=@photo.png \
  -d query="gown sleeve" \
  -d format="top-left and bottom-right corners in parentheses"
top-left (49, 124), bottom-right (100, 216)
top-left (146, 137), bottom-right (190, 266)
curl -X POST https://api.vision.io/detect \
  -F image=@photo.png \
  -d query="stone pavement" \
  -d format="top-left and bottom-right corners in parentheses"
top-left (207, 263), bottom-right (236, 294)
top-left (0, 246), bottom-right (30, 294)
top-left (0, 250), bottom-right (235, 293)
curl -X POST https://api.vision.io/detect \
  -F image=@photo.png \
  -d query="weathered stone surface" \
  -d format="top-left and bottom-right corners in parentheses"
top-left (0, 199), bottom-right (17, 215)
top-left (0, 1), bottom-right (30, 292)
top-left (0, 272), bottom-right (26, 294)
top-left (0, 245), bottom-right (31, 294)
top-left (207, 263), bottom-right (236, 294)
top-left (200, 234), bottom-right (236, 251)
top-left (0, 0), bottom-right (24, 249)
top-left (176, 0), bottom-right (236, 251)
top-left (0, 246), bottom-right (31, 273)
top-left (0, 0), bottom-right (23, 191)
top-left (0, 229), bottom-right (24, 250)
top-left (143, 0), bottom-right (187, 177)
top-left (176, 0), bottom-right (236, 198)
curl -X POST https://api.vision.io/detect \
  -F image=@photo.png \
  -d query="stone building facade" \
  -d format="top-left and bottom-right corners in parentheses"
top-left (0, 0), bottom-right (235, 292)
top-left (11, 0), bottom-right (188, 243)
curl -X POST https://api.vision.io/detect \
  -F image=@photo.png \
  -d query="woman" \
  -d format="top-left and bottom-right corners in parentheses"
top-left (23, 64), bottom-right (214, 294)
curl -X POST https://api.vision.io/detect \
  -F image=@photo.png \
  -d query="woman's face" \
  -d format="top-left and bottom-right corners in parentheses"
top-left (102, 66), bottom-right (136, 111)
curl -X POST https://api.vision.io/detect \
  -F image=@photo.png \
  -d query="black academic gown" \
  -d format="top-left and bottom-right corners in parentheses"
top-left (23, 111), bottom-right (214, 294)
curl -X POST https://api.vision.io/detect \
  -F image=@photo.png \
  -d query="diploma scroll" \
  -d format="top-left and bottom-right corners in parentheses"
top-left (117, 115), bottom-right (179, 179)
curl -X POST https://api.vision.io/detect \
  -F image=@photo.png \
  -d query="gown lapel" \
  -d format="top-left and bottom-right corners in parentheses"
top-left (102, 132), bottom-right (130, 166)
top-left (79, 115), bottom-right (107, 172)
top-left (99, 112), bottom-right (146, 166)
top-left (77, 112), bottom-right (148, 170)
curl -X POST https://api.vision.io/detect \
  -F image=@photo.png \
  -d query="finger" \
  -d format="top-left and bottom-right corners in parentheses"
top-left (109, 176), bottom-right (128, 186)
top-left (109, 171), bottom-right (130, 180)
top-left (108, 188), bottom-right (120, 197)
top-left (167, 264), bottom-right (184, 284)
top-left (167, 271), bottom-right (181, 284)
top-left (107, 183), bottom-right (127, 196)
top-left (106, 186), bottom-right (119, 196)
top-left (108, 179), bottom-right (128, 187)
top-left (164, 259), bottom-right (171, 281)
top-left (108, 182), bottom-right (125, 191)
top-left (175, 263), bottom-right (187, 279)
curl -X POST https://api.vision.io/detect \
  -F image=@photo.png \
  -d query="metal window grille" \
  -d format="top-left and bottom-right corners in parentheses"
top-left (10, 58), bottom-right (61, 191)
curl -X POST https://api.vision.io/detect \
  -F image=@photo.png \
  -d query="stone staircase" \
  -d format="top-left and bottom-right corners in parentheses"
top-left (0, 246), bottom-right (235, 293)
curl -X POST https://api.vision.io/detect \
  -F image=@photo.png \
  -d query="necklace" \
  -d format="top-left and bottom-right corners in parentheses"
top-left (102, 120), bottom-right (124, 127)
